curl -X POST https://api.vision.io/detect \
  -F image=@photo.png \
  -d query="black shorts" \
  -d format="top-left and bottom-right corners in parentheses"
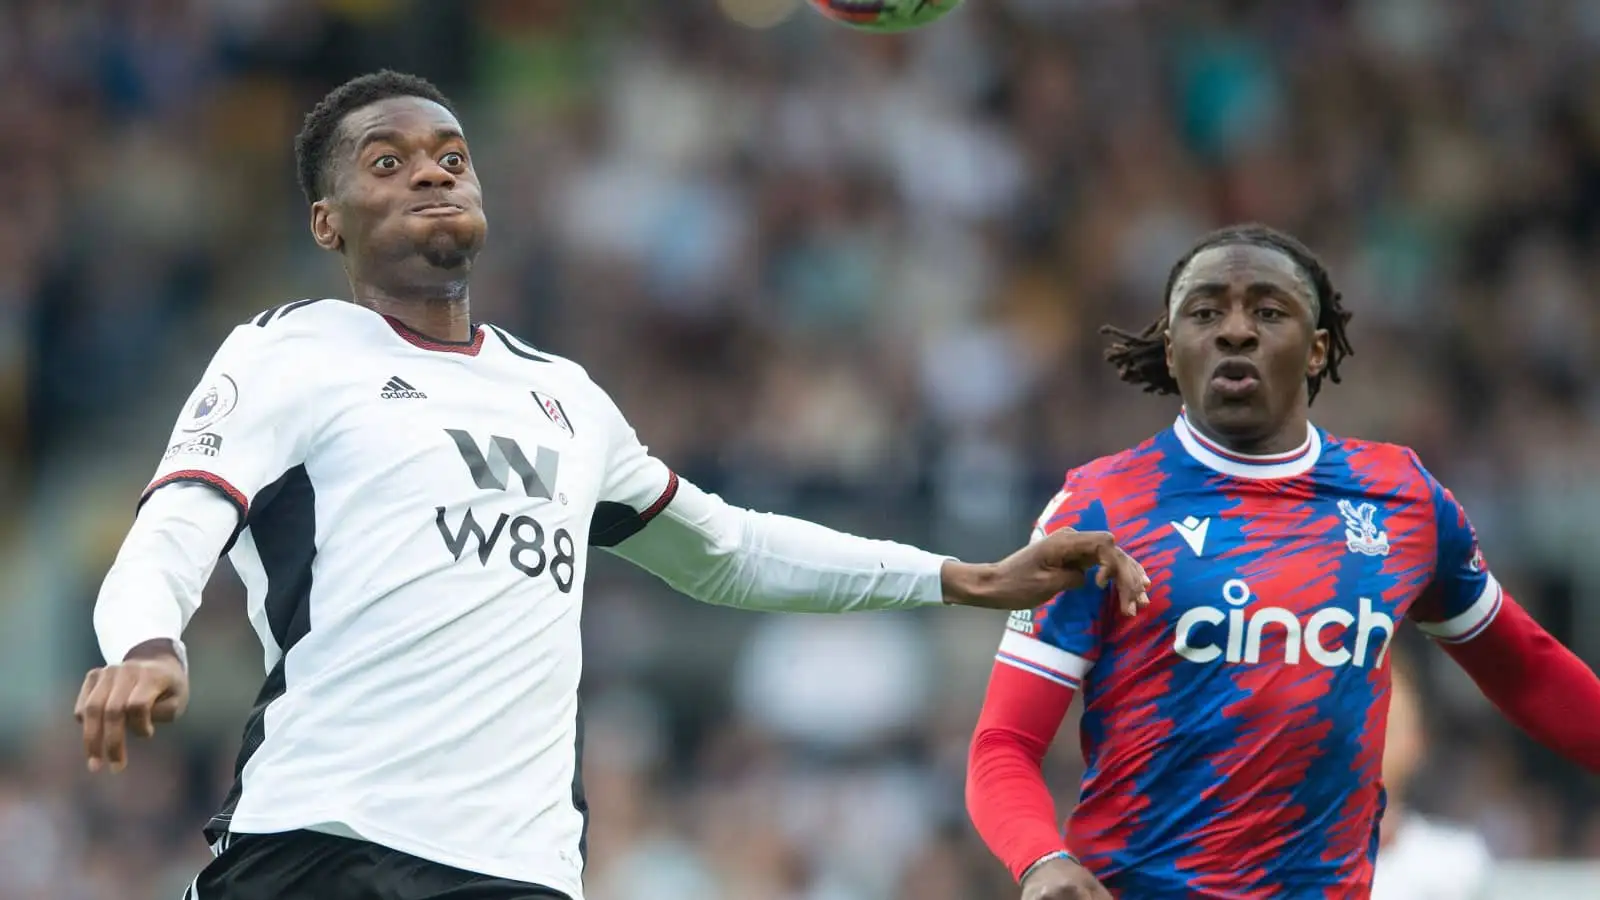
top-left (185, 830), bottom-right (573, 900)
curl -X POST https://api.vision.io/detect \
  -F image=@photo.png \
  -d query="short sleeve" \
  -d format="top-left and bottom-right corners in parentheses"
top-left (994, 479), bottom-right (1112, 690)
top-left (1407, 459), bottom-right (1503, 644)
top-left (142, 326), bottom-right (310, 521)
top-left (587, 386), bottom-right (679, 548)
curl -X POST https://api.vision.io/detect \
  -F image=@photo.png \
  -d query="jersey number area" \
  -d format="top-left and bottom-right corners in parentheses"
top-left (435, 428), bottom-right (575, 593)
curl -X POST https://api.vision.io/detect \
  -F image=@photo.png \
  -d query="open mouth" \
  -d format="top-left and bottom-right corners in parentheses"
top-left (1210, 359), bottom-right (1262, 396)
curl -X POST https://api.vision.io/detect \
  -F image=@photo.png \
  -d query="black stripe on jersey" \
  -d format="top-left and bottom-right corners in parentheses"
top-left (276, 298), bottom-right (323, 320)
top-left (571, 703), bottom-right (589, 868)
top-left (485, 324), bottom-right (553, 363)
top-left (204, 466), bottom-right (318, 847)
top-left (251, 298), bottom-right (326, 327)
top-left (588, 471), bottom-right (680, 548)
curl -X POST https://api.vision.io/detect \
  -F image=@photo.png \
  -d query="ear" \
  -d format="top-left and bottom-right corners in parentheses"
top-left (310, 199), bottom-right (343, 252)
top-left (1164, 328), bottom-right (1176, 379)
top-left (1307, 328), bottom-right (1330, 378)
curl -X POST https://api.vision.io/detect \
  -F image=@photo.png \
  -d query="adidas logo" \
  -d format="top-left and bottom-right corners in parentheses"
top-left (380, 376), bottom-right (426, 400)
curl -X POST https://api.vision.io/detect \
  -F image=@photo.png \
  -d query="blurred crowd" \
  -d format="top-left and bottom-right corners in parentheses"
top-left (6, 0), bottom-right (1600, 897)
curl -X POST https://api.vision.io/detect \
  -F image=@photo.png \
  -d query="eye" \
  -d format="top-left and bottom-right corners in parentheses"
top-left (373, 154), bottom-right (401, 171)
top-left (441, 151), bottom-right (466, 168)
top-left (1257, 306), bottom-right (1289, 322)
top-left (1190, 307), bottom-right (1222, 323)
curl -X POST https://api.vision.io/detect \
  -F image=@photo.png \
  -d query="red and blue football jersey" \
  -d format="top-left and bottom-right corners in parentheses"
top-left (995, 415), bottom-right (1502, 898)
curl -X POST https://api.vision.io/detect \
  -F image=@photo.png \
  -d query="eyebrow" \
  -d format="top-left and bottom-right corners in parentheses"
top-left (354, 126), bottom-right (467, 154)
top-left (1182, 281), bottom-right (1304, 302)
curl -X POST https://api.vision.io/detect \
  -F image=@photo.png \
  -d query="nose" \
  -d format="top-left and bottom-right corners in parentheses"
top-left (410, 159), bottom-right (456, 190)
top-left (1214, 306), bottom-right (1258, 353)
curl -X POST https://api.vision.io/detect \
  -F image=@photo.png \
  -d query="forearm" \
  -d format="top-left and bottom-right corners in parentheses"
top-left (605, 478), bottom-right (949, 612)
top-left (967, 662), bottom-right (1077, 881)
top-left (1441, 592), bottom-right (1600, 770)
top-left (94, 484), bottom-right (237, 665)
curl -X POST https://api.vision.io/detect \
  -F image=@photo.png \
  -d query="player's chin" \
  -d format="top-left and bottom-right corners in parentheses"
top-left (413, 226), bottom-right (485, 271)
top-left (1199, 391), bottom-right (1271, 432)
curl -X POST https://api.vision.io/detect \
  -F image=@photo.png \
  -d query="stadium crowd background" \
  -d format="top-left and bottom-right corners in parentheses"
top-left (3, 0), bottom-right (1600, 897)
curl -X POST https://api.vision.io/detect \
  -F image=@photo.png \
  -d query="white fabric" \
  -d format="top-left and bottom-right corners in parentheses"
top-left (606, 476), bottom-right (947, 613)
top-left (95, 484), bottom-right (234, 667)
top-left (1173, 413), bottom-right (1322, 480)
top-left (1414, 575), bottom-right (1503, 644)
top-left (1372, 813), bottom-right (1492, 900)
top-left (92, 299), bottom-right (949, 900)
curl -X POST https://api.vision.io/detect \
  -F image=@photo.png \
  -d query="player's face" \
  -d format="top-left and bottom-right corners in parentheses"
top-left (1163, 244), bottom-right (1330, 450)
top-left (311, 96), bottom-right (488, 288)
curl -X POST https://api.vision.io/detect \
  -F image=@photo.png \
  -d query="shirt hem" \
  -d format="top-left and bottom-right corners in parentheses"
top-left (223, 811), bottom-right (584, 900)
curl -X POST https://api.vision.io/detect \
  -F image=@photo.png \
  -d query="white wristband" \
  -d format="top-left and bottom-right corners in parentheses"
top-left (1019, 850), bottom-right (1079, 884)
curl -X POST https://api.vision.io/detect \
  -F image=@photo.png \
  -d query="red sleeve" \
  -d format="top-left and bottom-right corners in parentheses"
top-left (1439, 591), bottom-right (1600, 772)
top-left (966, 657), bottom-right (1077, 882)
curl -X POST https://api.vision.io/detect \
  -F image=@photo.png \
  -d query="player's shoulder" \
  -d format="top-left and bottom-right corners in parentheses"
top-left (1034, 435), bottom-right (1166, 534)
top-left (1322, 431), bottom-right (1438, 497)
top-left (220, 298), bottom-right (347, 355)
top-left (480, 322), bottom-right (586, 375)
top-left (478, 323), bottom-right (627, 415)
top-left (1059, 433), bottom-right (1167, 490)
top-left (1324, 432), bottom-right (1419, 466)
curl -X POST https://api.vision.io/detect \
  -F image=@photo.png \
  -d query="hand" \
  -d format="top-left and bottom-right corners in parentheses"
top-left (943, 529), bottom-right (1150, 615)
top-left (1021, 855), bottom-right (1113, 900)
top-left (74, 639), bottom-right (189, 773)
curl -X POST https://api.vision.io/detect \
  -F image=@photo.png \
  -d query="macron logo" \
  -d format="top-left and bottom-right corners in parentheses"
top-left (1172, 516), bottom-right (1210, 556)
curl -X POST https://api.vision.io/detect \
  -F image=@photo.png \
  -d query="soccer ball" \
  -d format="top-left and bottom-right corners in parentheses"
top-left (808, 0), bottom-right (963, 33)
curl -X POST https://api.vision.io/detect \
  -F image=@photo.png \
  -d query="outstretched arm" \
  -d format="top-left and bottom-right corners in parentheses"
top-left (1409, 458), bottom-right (1600, 770)
top-left (589, 391), bottom-right (1146, 615)
top-left (602, 476), bottom-right (1146, 614)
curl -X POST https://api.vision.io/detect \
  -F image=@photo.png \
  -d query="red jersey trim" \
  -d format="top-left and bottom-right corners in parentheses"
top-left (140, 470), bottom-right (250, 518)
top-left (383, 315), bottom-right (486, 356)
top-left (640, 471), bottom-right (680, 524)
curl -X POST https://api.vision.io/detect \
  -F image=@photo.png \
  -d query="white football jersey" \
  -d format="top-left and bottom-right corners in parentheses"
top-left (144, 299), bottom-right (678, 899)
top-left (1372, 813), bottom-right (1492, 900)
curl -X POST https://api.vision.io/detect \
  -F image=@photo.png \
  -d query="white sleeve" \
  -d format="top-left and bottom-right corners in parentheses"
top-left (588, 391), bottom-right (948, 612)
top-left (142, 323), bottom-right (311, 520)
top-left (606, 477), bottom-right (948, 612)
top-left (94, 483), bottom-right (239, 666)
top-left (586, 387), bottom-right (680, 549)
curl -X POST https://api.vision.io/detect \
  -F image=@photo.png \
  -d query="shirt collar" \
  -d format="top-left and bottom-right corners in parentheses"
top-left (1172, 410), bottom-right (1321, 480)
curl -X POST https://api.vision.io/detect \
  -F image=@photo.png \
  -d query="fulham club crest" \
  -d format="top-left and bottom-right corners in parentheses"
top-left (533, 391), bottom-right (574, 437)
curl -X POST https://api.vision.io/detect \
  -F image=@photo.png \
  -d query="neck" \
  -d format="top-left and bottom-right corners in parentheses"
top-left (351, 279), bottom-right (473, 343)
top-left (1184, 411), bottom-right (1311, 457)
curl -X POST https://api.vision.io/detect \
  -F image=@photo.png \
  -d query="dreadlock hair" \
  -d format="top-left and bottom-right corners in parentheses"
top-left (294, 70), bottom-right (456, 205)
top-left (1100, 223), bottom-right (1354, 405)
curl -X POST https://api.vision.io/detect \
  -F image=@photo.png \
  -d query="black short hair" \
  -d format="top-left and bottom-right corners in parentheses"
top-left (1100, 223), bottom-right (1355, 404)
top-left (294, 70), bottom-right (456, 204)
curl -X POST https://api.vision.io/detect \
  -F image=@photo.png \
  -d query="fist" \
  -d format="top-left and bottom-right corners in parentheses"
top-left (1021, 856), bottom-right (1112, 900)
top-left (74, 641), bottom-right (189, 773)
